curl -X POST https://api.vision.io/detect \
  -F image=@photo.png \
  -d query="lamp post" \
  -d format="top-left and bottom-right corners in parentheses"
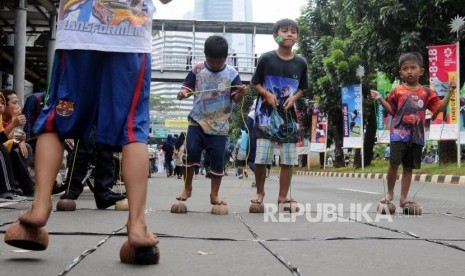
top-left (356, 65), bottom-right (365, 170)
top-left (449, 15), bottom-right (465, 167)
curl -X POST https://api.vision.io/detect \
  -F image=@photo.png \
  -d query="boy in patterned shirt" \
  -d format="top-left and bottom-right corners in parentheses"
top-left (371, 52), bottom-right (456, 212)
top-left (176, 35), bottom-right (247, 206)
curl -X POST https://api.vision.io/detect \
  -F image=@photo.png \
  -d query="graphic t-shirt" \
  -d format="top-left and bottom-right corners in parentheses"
top-left (182, 62), bottom-right (242, 135)
top-left (251, 50), bottom-right (308, 142)
top-left (387, 84), bottom-right (441, 146)
top-left (56, 0), bottom-right (155, 53)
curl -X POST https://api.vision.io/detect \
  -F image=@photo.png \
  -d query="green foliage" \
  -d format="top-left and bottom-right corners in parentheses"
top-left (228, 88), bottom-right (255, 141)
top-left (297, 0), bottom-right (465, 166)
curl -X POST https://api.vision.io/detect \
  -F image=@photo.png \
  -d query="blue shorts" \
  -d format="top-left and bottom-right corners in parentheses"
top-left (34, 50), bottom-right (151, 147)
top-left (185, 125), bottom-right (227, 176)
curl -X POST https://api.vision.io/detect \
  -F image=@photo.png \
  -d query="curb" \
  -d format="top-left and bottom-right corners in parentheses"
top-left (293, 171), bottom-right (465, 186)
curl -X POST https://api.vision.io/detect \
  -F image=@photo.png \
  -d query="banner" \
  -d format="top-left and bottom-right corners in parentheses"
top-left (460, 83), bottom-right (465, 144)
top-left (341, 84), bottom-right (363, 148)
top-left (310, 106), bottom-right (327, 152)
top-left (428, 44), bottom-right (458, 140)
top-left (375, 72), bottom-right (392, 143)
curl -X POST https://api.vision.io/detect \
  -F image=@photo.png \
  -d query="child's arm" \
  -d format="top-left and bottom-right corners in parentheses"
top-left (233, 85), bottom-right (248, 103)
top-left (370, 89), bottom-right (394, 116)
top-left (283, 89), bottom-right (303, 110)
top-left (438, 80), bottom-right (457, 112)
top-left (250, 83), bottom-right (278, 108)
top-left (177, 89), bottom-right (191, 100)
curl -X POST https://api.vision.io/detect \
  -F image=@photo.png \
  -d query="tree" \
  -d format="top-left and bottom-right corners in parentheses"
top-left (297, 0), bottom-right (465, 166)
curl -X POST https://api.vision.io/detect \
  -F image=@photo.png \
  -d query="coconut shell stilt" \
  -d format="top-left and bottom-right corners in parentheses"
top-left (115, 199), bottom-right (129, 211)
top-left (249, 203), bottom-right (264, 213)
top-left (170, 202), bottom-right (187, 214)
top-left (402, 201), bottom-right (422, 216)
top-left (120, 241), bottom-right (160, 265)
top-left (279, 200), bottom-right (300, 213)
top-left (4, 222), bottom-right (49, 251)
top-left (56, 199), bottom-right (76, 211)
top-left (377, 201), bottom-right (396, 214)
top-left (211, 204), bottom-right (228, 215)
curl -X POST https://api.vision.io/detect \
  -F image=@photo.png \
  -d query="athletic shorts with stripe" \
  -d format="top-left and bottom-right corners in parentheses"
top-left (34, 50), bottom-right (151, 148)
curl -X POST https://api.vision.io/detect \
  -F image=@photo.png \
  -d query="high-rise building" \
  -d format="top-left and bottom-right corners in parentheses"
top-left (194, 0), bottom-right (253, 54)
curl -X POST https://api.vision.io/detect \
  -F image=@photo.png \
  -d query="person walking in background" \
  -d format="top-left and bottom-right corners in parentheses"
top-left (173, 132), bottom-right (186, 179)
top-left (186, 46), bottom-right (193, 70)
top-left (162, 134), bottom-right (175, 177)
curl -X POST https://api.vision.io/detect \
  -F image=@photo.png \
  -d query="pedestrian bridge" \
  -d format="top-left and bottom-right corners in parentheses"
top-left (151, 52), bottom-right (256, 83)
top-left (151, 19), bottom-right (275, 83)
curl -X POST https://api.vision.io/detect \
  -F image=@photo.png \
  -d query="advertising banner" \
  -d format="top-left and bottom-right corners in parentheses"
top-left (428, 44), bottom-right (458, 140)
top-left (341, 84), bottom-right (363, 148)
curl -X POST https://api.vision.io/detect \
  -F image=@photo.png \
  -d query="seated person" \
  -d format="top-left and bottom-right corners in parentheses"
top-left (0, 89), bottom-right (34, 197)
top-left (0, 93), bottom-right (24, 201)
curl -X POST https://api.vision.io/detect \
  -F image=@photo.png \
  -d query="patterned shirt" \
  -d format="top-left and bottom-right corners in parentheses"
top-left (251, 50), bottom-right (308, 142)
top-left (387, 84), bottom-right (441, 146)
top-left (56, 0), bottom-right (155, 53)
top-left (182, 62), bottom-right (242, 135)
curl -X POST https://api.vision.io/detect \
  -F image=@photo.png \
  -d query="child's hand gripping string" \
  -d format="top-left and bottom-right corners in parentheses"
top-left (283, 95), bottom-right (298, 110)
top-left (177, 89), bottom-right (189, 100)
top-left (233, 85), bottom-right (248, 102)
top-left (262, 90), bottom-right (279, 109)
top-left (177, 85), bottom-right (247, 101)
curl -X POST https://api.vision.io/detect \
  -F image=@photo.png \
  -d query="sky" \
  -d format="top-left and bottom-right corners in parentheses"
top-left (153, 0), bottom-right (308, 53)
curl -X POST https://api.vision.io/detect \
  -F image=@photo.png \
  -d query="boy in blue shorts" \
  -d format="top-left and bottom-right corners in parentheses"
top-left (250, 18), bottom-right (308, 208)
top-left (6, 0), bottom-right (173, 264)
top-left (371, 52), bottom-right (456, 213)
top-left (175, 35), bottom-right (247, 206)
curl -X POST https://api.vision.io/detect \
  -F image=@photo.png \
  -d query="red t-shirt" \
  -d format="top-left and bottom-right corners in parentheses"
top-left (387, 84), bottom-right (441, 146)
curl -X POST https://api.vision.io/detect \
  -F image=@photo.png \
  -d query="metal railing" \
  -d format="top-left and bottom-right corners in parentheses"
top-left (152, 53), bottom-right (259, 73)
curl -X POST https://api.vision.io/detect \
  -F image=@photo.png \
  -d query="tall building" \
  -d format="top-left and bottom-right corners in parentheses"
top-left (194, 0), bottom-right (253, 54)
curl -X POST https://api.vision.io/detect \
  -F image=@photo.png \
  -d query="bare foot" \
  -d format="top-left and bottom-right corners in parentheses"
top-left (250, 193), bottom-right (265, 204)
top-left (277, 198), bottom-right (297, 204)
top-left (380, 194), bottom-right (394, 203)
top-left (210, 194), bottom-right (227, 205)
top-left (127, 222), bottom-right (159, 248)
top-left (18, 201), bottom-right (52, 228)
top-left (400, 198), bottom-right (417, 207)
top-left (176, 189), bottom-right (192, 201)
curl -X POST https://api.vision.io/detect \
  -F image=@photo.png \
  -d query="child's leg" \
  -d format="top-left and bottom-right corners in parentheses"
top-left (278, 164), bottom-right (293, 203)
top-left (19, 133), bottom-right (64, 227)
top-left (210, 176), bottom-right (226, 204)
top-left (384, 163), bottom-right (398, 201)
top-left (122, 143), bottom-right (158, 248)
top-left (176, 167), bottom-right (194, 200)
top-left (252, 164), bottom-right (267, 203)
top-left (399, 167), bottom-right (413, 205)
top-left (176, 125), bottom-right (202, 200)
top-left (277, 143), bottom-right (298, 203)
top-left (204, 134), bottom-right (227, 204)
top-left (251, 139), bottom-right (273, 203)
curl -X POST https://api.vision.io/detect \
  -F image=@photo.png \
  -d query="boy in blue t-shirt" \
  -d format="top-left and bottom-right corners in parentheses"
top-left (250, 18), bottom-right (308, 207)
top-left (176, 35), bottom-right (247, 206)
